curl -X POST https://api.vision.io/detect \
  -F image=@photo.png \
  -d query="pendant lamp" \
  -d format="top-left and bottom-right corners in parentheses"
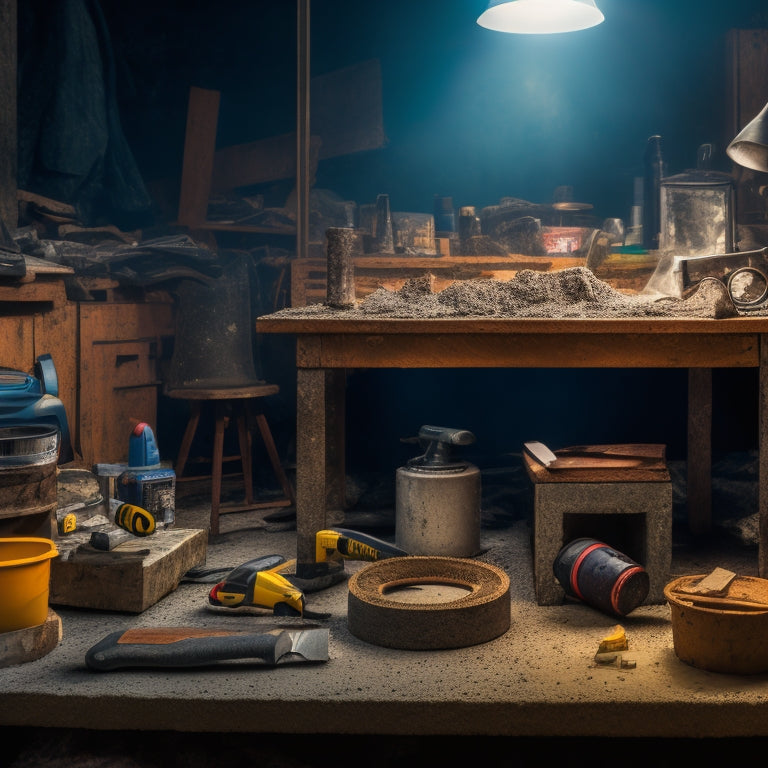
top-left (726, 101), bottom-right (768, 173)
top-left (477, 0), bottom-right (604, 34)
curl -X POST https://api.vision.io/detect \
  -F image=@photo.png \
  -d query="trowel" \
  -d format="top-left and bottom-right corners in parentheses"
top-left (85, 626), bottom-right (329, 670)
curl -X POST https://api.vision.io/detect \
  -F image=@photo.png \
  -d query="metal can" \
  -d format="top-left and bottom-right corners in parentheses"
top-left (553, 537), bottom-right (649, 617)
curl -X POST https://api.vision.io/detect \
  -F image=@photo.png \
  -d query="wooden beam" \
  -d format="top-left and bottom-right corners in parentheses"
top-left (0, 0), bottom-right (17, 229)
top-left (296, 0), bottom-right (311, 260)
top-left (177, 87), bottom-right (220, 228)
top-left (211, 133), bottom-right (320, 193)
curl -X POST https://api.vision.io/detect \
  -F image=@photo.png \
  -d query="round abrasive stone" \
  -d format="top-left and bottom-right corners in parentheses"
top-left (347, 556), bottom-right (511, 650)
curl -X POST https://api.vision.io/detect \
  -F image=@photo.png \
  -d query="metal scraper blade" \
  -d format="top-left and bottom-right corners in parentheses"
top-left (523, 441), bottom-right (558, 467)
top-left (278, 627), bottom-right (330, 664)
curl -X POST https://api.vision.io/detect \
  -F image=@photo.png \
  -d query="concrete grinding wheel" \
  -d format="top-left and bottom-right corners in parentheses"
top-left (347, 556), bottom-right (511, 650)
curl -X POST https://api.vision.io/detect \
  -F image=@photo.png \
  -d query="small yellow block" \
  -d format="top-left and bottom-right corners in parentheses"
top-left (597, 624), bottom-right (628, 653)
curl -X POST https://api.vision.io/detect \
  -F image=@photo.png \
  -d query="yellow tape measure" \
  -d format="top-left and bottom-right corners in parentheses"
top-left (112, 502), bottom-right (156, 536)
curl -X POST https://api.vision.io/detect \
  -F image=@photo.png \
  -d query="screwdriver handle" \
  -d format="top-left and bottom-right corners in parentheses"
top-left (108, 498), bottom-right (155, 536)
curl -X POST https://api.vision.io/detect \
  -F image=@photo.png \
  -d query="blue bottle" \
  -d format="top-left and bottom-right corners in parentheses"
top-left (128, 421), bottom-right (160, 468)
top-left (119, 422), bottom-right (175, 527)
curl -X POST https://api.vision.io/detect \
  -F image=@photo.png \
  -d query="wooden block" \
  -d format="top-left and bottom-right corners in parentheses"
top-left (523, 449), bottom-right (670, 484)
top-left (686, 567), bottom-right (738, 596)
top-left (0, 608), bottom-right (62, 669)
top-left (49, 528), bottom-right (207, 613)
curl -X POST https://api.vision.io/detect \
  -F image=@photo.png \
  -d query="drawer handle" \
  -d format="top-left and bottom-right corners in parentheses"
top-left (115, 354), bottom-right (140, 367)
top-left (114, 381), bottom-right (162, 392)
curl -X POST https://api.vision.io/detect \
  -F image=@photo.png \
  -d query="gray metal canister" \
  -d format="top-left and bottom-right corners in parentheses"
top-left (394, 425), bottom-right (481, 557)
top-left (395, 464), bottom-right (481, 557)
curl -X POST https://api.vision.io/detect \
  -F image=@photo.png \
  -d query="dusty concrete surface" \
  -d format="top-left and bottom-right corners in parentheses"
top-left (2, 470), bottom-right (768, 764)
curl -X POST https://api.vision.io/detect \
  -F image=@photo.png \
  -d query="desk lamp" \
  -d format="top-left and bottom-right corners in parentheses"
top-left (727, 101), bottom-right (768, 173)
top-left (477, 0), bottom-right (604, 34)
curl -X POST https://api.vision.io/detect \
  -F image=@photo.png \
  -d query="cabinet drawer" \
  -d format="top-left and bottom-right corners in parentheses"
top-left (93, 340), bottom-right (160, 389)
top-left (77, 301), bottom-right (175, 466)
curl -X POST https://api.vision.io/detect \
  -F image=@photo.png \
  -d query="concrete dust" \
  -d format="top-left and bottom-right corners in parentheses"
top-left (275, 267), bottom-right (740, 319)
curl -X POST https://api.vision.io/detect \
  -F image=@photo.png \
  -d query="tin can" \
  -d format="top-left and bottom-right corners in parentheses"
top-left (553, 537), bottom-right (649, 617)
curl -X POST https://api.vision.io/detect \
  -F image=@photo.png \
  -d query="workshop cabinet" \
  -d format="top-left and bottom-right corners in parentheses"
top-left (78, 301), bottom-right (175, 466)
top-left (0, 270), bottom-right (78, 443)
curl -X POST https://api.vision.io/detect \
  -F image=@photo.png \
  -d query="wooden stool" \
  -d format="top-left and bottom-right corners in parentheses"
top-left (166, 383), bottom-right (295, 536)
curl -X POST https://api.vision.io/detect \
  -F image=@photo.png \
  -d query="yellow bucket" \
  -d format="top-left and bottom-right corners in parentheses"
top-left (0, 537), bottom-right (58, 633)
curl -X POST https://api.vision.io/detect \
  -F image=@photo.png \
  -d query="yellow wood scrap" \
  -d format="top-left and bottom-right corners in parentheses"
top-left (597, 625), bottom-right (628, 653)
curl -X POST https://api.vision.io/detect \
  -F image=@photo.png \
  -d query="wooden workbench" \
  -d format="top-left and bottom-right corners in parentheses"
top-left (255, 313), bottom-right (768, 577)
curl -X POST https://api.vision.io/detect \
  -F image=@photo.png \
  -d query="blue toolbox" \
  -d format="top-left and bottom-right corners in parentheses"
top-left (0, 354), bottom-right (73, 464)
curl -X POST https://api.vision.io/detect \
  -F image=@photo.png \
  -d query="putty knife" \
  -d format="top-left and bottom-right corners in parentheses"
top-left (85, 626), bottom-right (329, 671)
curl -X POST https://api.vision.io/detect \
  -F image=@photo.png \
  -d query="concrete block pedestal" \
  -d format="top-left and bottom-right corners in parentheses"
top-left (524, 450), bottom-right (673, 606)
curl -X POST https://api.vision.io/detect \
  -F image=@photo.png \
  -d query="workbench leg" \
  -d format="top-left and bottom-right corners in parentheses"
top-left (326, 370), bottom-right (347, 524)
top-left (296, 368), bottom-right (327, 575)
top-left (759, 336), bottom-right (768, 577)
top-left (687, 367), bottom-right (712, 536)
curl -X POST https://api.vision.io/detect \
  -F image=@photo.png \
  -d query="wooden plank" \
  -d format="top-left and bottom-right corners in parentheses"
top-left (297, 0), bottom-right (310, 262)
top-left (259, 315), bottom-right (768, 336)
top-left (49, 528), bottom-right (207, 613)
top-left (212, 133), bottom-right (321, 194)
top-left (683, 567), bottom-right (737, 595)
top-left (0, 0), bottom-right (16, 229)
top-left (296, 332), bottom-right (760, 370)
top-left (522, 450), bottom-right (669, 484)
top-left (177, 86), bottom-right (220, 228)
top-left (0, 316), bottom-right (33, 367)
top-left (79, 301), bottom-right (174, 345)
top-left (0, 279), bottom-right (65, 305)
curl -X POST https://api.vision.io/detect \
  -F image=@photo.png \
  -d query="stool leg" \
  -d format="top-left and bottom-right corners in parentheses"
top-left (210, 402), bottom-right (227, 536)
top-left (254, 410), bottom-right (296, 505)
top-left (236, 401), bottom-right (255, 505)
top-left (175, 400), bottom-right (202, 478)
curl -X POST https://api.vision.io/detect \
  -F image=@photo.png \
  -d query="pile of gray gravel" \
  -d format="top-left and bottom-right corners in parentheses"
top-left (274, 266), bottom-right (741, 319)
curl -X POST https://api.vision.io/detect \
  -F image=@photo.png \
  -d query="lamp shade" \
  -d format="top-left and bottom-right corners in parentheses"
top-left (477, 0), bottom-right (604, 34)
top-left (726, 101), bottom-right (768, 173)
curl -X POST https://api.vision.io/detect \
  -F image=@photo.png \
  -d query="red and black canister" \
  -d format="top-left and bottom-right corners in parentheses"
top-left (553, 537), bottom-right (649, 617)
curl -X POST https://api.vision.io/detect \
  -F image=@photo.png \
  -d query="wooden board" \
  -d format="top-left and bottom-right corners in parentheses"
top-left (49, 528), bottom-right (207, 613)
top-left (0, 608), bottom-right (61, 669)
top-left (537, 443), bottom-right (667, 470)
top-left (523, 448), bottom-right (670, 484)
